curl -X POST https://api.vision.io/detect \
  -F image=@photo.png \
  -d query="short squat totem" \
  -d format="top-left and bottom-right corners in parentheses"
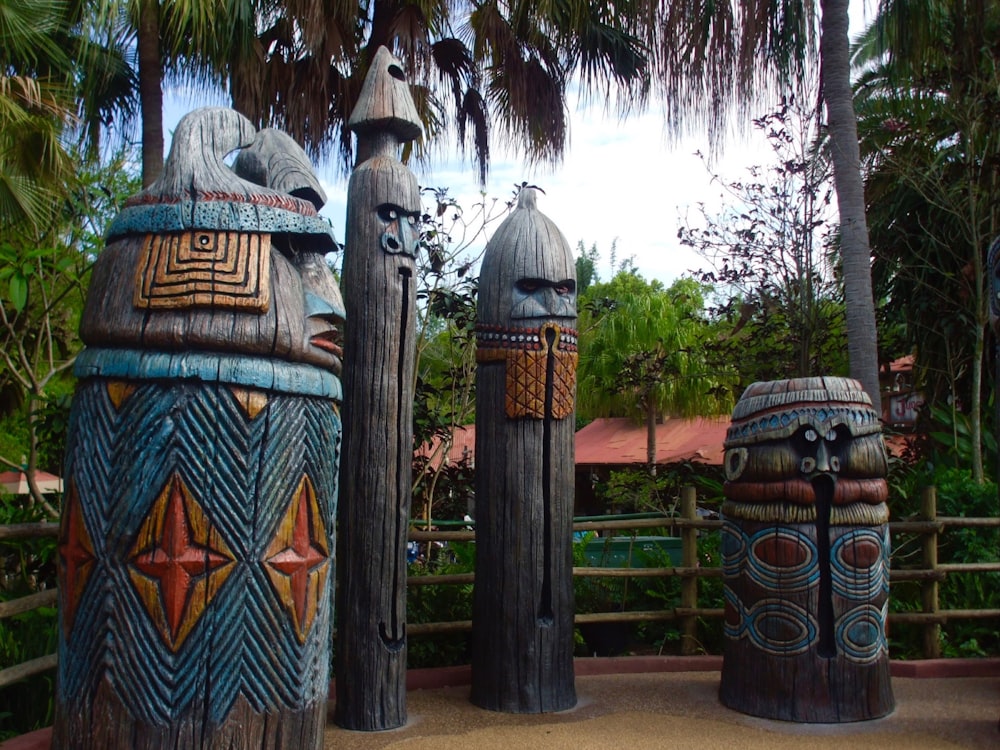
top-left (53, 109), bottom-right (343, 749)
top-left (719, 377), bottom-right (894, 722)
top-left (471, 188), bottom-right (578, 713)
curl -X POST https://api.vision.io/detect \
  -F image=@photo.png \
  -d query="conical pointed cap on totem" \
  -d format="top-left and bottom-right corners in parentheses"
top-left (348, 46), bottom-right (422, 144)
top-left (478, 188), bottom-right (576, 327)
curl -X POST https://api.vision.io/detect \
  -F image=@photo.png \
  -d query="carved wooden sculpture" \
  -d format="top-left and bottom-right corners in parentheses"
top-left (471, 188), bottom-right (578, 713)
top-left (988, 237), bottom-right (1000, 733)
top-left (989, 237), bottom-right (1000, 471)
top-left (334, 47), bottom-right (422, 731)
top-left (52, 109), bottom-right (344, 749)
top-left (718, 377), bottom-right (894, 722)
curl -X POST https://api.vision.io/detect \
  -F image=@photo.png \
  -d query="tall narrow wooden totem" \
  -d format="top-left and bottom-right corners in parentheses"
top-left (334, 47), bottom-right (422, 731)
top-left (719, 377), bottom-right (894, 722)
top-left (52, 109), bottom-right (344, 749)
top-left (989, 237), bottom-right (1000, 480)
top-left (471, 188), bottom-right (578, 713)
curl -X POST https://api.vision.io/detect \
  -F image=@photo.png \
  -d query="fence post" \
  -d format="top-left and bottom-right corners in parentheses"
top-left (921, 485), bottom-right (941, 658)
top-left (680, 485), bottom-right (698, 655)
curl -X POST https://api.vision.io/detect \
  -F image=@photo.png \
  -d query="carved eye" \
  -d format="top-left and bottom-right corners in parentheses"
top-left (825, 429), bottom-right (837, 442)
top-left (197, 233), bottom-right (212, 247)
top-left (377, 205), bottom-right (401, 222)
top-left (804, 428), bottom-right (818, 442)
top-left (517, 279), bottom-right (541, 293)
top-left (554, 279), bottom-right (576, 295)
top-left (725, 448), bottom-right (748, 481)
top-left (406, 215), bottom-right (416, 226)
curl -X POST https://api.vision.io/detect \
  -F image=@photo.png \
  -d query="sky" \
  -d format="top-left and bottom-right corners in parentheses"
top-left (312, 101), bottom-right (769, 287)
top-left (165, 2), bottom-right (871, 288)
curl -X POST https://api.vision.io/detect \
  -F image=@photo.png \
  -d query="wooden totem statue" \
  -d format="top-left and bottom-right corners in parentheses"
top-left (718, 377), bottom-right (894, 722)
top-left (989, 237), bottom-right (1000, 476)
top-left (52, 109), bottom-right (344, 749)
top-left (471, 188), bottom-right (578, 713)
top-left (334, 46), bottom-right (422, 731)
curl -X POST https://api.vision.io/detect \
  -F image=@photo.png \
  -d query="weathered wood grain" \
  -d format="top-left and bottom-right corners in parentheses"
top-left (719, 377), bottom-right (893, 722)
top-left (471, 189), bottom-right (578, 713)
top-left (53, 109), bottom-right (344, 749)
top-left (334, 46), bottom-right (423, 732)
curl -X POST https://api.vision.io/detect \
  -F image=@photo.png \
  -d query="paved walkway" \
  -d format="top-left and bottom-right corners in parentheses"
top-left (3, 658), bottom-right (996, 749)
top-left (324, 659), bottom-right (999, 750)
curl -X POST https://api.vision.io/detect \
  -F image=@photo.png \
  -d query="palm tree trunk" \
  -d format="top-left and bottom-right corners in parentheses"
top-left (820, 0), bottom-right (882, 415)
top-left (138, 0), bottom-right (164, 186)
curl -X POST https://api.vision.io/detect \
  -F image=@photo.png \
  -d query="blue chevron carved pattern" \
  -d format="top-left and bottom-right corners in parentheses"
top-left (59, 377), bottom-right (341, 726)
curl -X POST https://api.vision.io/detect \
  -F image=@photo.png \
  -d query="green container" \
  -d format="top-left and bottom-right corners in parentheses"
top-left (583, 536), bottom-right (682, 567)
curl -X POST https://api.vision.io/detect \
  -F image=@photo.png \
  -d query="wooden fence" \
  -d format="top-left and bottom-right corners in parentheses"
top-left (3, 486), bottom-right (999, 690)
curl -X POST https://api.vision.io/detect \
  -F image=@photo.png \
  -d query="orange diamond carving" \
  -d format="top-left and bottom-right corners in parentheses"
top-left (58, 479), bottom-right (96, 639)
top-left (128, 474), bottom-right (236, 651)
top-left (264, 475), bottom-right (330, 643)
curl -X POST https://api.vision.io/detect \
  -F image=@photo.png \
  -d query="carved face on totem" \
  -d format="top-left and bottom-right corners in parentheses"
top-left (722, 377), bottom-right (888, 510)
top-left (345, 157), bottom-right (421, 267)
top-left (80, 110), bottom-right (345, 375)
top-left (476, 189), bottom-right (578, 420)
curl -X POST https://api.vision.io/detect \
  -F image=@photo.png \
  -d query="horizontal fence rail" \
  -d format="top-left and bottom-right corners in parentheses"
top-left (405, 486), bottom-right (1000, 657)
top-left (2, 486), bottom-right (998, 688)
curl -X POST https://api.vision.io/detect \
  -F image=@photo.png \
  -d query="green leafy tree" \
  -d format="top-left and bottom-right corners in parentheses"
top-left (578, 269), bottom-right (737, 473)
top-left (411, 187), bottom-right (513, 524)
top-left (679, 99), bottom-right (851, 382)
top-left (0, 0), bottom-right (130, 229)
top-left (855, 0), bottom-right (1000, 482)
top-left (575, 241), bottom-right (601, 295)
top-left (0, 151), bottom-right (138, 513)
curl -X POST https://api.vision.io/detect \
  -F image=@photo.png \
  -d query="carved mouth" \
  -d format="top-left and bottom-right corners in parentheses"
top-left (310, 331), bottom-right (343, 359)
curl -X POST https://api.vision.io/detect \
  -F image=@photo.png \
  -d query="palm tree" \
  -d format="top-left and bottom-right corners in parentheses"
top-left (820, 0), bottom-right (882, 415)
top-left (0, 0), bottom-right (78, 231)
top-left (228, 1), bottom-right (658, 182)
top-left (84, 2), bottom-right (885, 407)
top-left (854, 0), bottom-right (1000, 482)
top-left (1, 0), bottom-right (135, 228)
top-left (85, 1), bottom-right (258, 185)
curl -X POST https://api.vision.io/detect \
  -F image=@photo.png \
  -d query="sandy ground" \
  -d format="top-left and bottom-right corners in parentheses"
top-left (324, 671), bottom-right (999, 750)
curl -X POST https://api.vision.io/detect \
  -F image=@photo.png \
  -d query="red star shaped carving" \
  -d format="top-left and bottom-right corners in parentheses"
top-left (58, 480), bottom-right (95, 637)
top-left (265, 476), bottom-right (329, 640)
top-left (132, 476), bottom-right (232, 643)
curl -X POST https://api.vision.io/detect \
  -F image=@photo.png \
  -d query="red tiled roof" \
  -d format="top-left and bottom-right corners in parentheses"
top-left (574, 416), bottom-right (729, 466)
top-left (417, 417), bottom-right (732, 469)
top-left (418, 414), bottom-right (914, 469)
top-left (888, 355), bottom-right (914, 373)
top-left (0, 470), bottom-right (64, 494)
top-left (415, 425), bottom-right (476, 469)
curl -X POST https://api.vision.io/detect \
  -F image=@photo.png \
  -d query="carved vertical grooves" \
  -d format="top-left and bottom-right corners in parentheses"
top-left (471, 188), bottom-right (577, 714)
top-left (380, 265), bottom-right (412, 651)
top-left (334, 46), bottom-right (420, 731)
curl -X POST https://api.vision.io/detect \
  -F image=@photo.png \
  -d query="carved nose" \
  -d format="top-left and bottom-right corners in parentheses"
top-left (304, 291), bottom-right (342, 321)
top-left (800, 441), bottom-right (840, 475)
